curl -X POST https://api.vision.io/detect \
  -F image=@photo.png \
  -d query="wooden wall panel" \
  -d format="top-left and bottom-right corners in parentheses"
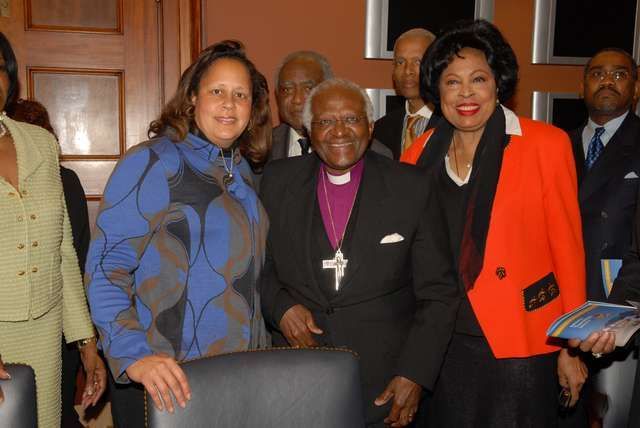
top-left (26, 0), bottom-right (122, 33)
top-left (60, 161), bottom-right (118, 196)
top-left (28, 68), bottom-right (124, 157)
top-left (24, 32), bottom-right (125, 69)
top-left (162, 0), bottom-right (203, 103)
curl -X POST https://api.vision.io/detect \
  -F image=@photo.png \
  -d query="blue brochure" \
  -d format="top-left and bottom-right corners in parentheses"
top-left (547, 301), bottom-right (640, 347)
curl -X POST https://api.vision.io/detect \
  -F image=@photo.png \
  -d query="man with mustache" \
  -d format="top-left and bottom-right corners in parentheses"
top-left (372, 28), bottom-right (439, 160)
top-left (565, 48), bottom-right (640, 427)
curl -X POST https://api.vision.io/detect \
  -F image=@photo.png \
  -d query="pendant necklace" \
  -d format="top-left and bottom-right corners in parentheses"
top-left (452, 134), bottom-right (471, 179)
top-left (320, 167), bottom-right (358, 291)
top-left (218, 147), bottom-right (235, 187)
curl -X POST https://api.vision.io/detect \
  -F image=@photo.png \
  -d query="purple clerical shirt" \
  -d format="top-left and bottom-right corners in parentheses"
top-left (316, 159), bottom-right (364, 250)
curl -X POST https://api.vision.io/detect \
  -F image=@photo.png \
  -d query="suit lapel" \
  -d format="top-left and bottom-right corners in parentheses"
top-left (4, 117), bottom-right (44, 186)
top-left (336, 153), bottom-right (390, 297)
top-left (283, 155), bottom-right (329, 304)
top-left (580, 114), bottom-right (639, 203)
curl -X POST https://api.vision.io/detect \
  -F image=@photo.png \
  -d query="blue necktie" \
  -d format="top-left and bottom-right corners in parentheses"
top-left (585, 127), bottom-right (605, 170)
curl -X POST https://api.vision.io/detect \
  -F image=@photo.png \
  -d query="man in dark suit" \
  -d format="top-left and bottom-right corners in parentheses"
top-left (372, 28), bottom-right (439, 160)
top-left (568, 48), bottom-right (640, 427)
top-left (571, 48), bottom-right (640, 303)
top-left (271, 51), bottom-right (332, 160)
top-left (270, 51), bottom-right (391, 162)
top-left (260, 78), bottom-right (459, 427)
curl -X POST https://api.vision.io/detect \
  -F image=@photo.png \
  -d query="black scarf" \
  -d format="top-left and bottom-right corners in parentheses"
top-left (420, 107), bottom-right (509, 290)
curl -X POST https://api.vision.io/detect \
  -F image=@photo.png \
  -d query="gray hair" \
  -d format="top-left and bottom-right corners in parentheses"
top-left (302, 78), bottom-right (374, 132)
top-left (274, 51), bottom-right (333, 88)
top-left (393, 28), bottom-right (436, 52)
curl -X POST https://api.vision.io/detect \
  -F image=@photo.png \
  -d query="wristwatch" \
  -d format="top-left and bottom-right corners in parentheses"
top-left (77, 336), bottom-right (97, 350)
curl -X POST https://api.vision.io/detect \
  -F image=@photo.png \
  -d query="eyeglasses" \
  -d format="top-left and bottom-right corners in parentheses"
top-left (587, 69), bottom-right (631, 82)
top-left (310, 115), bottom-right (366, 129)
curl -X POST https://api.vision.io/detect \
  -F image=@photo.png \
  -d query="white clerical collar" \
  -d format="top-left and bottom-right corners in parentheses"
top-left (405, 101), bottom-right (432, 120)
top-left (326, 170), bottom-right (351, 185)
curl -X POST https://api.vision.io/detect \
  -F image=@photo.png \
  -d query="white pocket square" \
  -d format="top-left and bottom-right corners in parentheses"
top-left (380, 233), bottom-right (404, 244)
top-left (624, 171), bottom-right (639, 179)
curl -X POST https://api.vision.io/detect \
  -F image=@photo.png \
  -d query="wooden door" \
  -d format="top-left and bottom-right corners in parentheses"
top-left (2, 0), bottom-right (165, 227)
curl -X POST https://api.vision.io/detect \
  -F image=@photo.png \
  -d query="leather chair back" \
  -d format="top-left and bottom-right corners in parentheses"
top-left (0, 364), bottom-right (37, 428)
top-left (146, 347), bottom-right (364, 428)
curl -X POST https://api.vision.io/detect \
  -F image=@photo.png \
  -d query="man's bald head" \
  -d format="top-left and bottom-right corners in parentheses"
top-left (392, 28), bottom-right (435, 112)
top-left (393, 28), bottom-right (436, 51)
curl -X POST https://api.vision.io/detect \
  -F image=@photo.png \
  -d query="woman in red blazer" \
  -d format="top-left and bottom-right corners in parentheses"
top-left (401, 20), bottom-right (590, 426)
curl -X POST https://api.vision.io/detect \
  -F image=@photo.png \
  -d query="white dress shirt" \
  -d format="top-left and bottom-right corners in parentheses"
top-left (581, 111), bottom-right (628, 155)
top-left (287, 127), bottom-right (306, 158)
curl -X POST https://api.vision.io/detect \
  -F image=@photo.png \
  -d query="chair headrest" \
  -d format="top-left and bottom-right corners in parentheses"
top-left (146, 347), bottom-right (364, 428)
top-left (0, 364), bottom-right (37, 428)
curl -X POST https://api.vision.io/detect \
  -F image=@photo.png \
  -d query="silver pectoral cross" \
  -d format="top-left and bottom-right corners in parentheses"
top-left (322, 248), bottom-right (348, 291)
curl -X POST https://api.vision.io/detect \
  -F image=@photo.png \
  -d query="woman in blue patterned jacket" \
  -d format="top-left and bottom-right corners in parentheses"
top-left (85, 40), bottom-right (271, 427)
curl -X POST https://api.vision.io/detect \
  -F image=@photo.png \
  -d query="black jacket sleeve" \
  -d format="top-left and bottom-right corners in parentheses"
top-left (395, 176), bottom-right (461, 390)
top-left (258, 164), bottom-right (299, 331)
top-left (60, 166), bottom-right (90, 275)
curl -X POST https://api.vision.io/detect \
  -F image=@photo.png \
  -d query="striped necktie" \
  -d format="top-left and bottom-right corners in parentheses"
top-left (402, 115), bottom-right (421, 154)
top-left (585, 127), bottom-right (605, 170)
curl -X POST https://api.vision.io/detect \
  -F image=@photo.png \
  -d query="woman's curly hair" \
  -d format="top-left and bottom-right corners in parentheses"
top-left (149, 40), bottom-right (271, 166)
top-left (420, 19), bottom-right (519, 105)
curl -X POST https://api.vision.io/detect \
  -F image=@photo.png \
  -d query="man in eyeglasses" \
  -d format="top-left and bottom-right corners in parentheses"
top-left (260, 78), bottom-right (459, 427)
top-left (564, 48), bottom-right (640, 427)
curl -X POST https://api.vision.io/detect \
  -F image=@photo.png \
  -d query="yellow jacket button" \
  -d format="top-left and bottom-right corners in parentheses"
top-left (17, 270), bottom-right (25, 276)
top-left (30, 214), bottom-right (37, 220)
top-left (17, 216), bottom-right (23, 222)
top-left (17, 243), bottom-right (24, 250)
top-left (31, 266), bottom-right (38, 273)
top-left (32, 241), bottom-right (38, 247)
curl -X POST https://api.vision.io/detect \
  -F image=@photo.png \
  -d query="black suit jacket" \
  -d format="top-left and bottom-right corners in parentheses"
top-left (269, 123), bottom-right (393, 163)
top-left (269, 123), bottom-right (291, 161)
top-left (372, 106), bottom-right (440, 160)
top-left (259, 151), bottom-right (459, 424)
top-left (570, 112), bottom-right (640, 301)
